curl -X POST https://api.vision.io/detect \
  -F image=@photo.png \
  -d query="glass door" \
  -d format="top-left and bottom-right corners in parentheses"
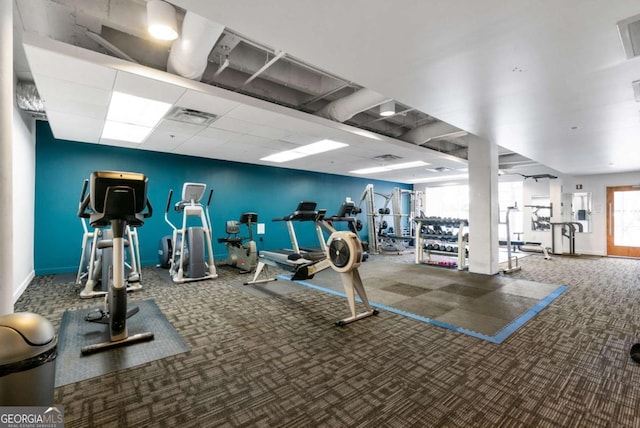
top-left (606, 186), bottom-right (640, 257)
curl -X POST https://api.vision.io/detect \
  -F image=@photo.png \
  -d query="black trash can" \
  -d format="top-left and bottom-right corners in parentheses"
top-left (0, 312), bottom-right (57, 406)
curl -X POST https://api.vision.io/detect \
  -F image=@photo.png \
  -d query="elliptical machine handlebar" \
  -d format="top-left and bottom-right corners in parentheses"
top-left (206, 188), bottom-right (214, 207)
top-left (164, 189), bottom-right (177, 231)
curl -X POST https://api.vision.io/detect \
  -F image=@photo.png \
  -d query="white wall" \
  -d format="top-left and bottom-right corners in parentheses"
top-left (12, 80), bottom-right (36, 302)
top-left (563, 171), bottom-right (640, 256)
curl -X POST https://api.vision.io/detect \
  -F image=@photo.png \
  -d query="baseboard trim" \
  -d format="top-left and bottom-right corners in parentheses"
top-left (13, 270), bottom-right (35, 304)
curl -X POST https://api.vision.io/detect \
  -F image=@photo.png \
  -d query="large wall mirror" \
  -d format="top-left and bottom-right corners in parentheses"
top-left (572, 192), bottom-right (592, 233)
top-left (527, 196), bottom-right (552, 231)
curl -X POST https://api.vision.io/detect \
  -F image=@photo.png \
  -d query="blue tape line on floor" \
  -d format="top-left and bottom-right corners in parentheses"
top-left (282, 275), bottom-right (568, 344)
top-left (491, 285), bottom-right (568, 343)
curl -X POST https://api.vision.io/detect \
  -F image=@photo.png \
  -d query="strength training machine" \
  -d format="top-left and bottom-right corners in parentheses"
top-left (78, 170), bottom-right (154, 355)
top-left (75, 178), bottom-right (143, 298)
top-left (218, 212), bottom-right (259, 273)
top-left (161, 182), bottom-right (218, 283)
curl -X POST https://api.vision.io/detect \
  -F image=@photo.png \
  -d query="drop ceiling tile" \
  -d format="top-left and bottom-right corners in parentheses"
top-left (210, 116), bottom-right (258, 134)
top-left (248, 125), bottom-right (291, 140)
top-left (176, 90), bottom-right (240, 116)
top-left (225, 104), bottom-right (287, 125)
top-left (233, 134), bottom-right (272, 146)
top-left (198, 126), bottom-right (243, 141)
top-left (99, 138), bottom-right (142, 149)
top-left (156, 119), bottom-right (206, 135)
top-left (33, 74), bottom-right (110, 120)
top-left (113, 70), bottom-right (186, 104)
top-left (139, 136), bottom-right (185, 152)
top-left (23, 39), bottom-right (116, 90)
top-left (174, 135), bottom-right (228, 158)
top-left (279, 134), bottom-right (322, 145)
top-left (45, 110), bottom-right (103, 143)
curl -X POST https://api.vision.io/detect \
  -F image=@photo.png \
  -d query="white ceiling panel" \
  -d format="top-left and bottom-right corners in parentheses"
top-left (233, 134), bottom-right (273, 147)
top-left (175, 90), bottom-right (240, 116)
top-left (33, 74), bottom-right (111, 119)
top-left (279, 134), bottom-right (322, 145)
top-left (225, 104), bottom-right (289, 126)
top-left (173, 134), bottom-right (229, 155)
top-left (248, 125), bottom-right (292, 140)
top-left (22, 35), bottom-right (116, 90)
top-left (113, 71), bottom-right (187, 104)
top-left (155, 118), bottom-right (207, 135)
top-left (197, 126), bottom-right (243, 142)
top-left (210, 116), bottom-right (259, 134)
top-left (99, 138), bottom-right (143, 149)
top-left (45, 110), bottom-right (103, 143)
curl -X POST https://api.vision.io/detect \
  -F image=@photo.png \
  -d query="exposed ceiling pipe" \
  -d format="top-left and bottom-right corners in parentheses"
top-left (315, 88), bottom-right (391, 122)
top-left (167, 11), bottom-right (225, 81)
top-left (213, 57), bottom-right (230, 77)
top-left (402, 121), bottom-right (468, 145)
top-left (241, 50), bottom-right (286, 88)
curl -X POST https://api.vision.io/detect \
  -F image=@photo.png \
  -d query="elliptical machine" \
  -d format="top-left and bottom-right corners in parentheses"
top-left (160, 183), bottom-right (218, 283)
top-left (217, 212), bottom-right (259, 273)
top-left (78, 170), bottom-right (154, 355)
top-left (75, 178), bottom-right (143, 298)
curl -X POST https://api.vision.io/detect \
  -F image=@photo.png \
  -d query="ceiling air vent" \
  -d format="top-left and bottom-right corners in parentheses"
top-left (426, 167), bottom-right (453, 173)
top-left (617, 13), bottom-right (640, 59)
top-left (373, 154), bottom-right (402, 161)
top-left (165, 107), bottom-right (218, 126)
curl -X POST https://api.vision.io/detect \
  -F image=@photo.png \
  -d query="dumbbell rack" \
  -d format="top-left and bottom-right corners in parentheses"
top-left (414, 217), bottom-right (469, 270)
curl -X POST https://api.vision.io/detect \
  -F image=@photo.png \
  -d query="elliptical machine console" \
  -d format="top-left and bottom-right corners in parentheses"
top-left (218, 212), bottom-right (259, 273)
top-left (160, 182), bottom-right (218, 283)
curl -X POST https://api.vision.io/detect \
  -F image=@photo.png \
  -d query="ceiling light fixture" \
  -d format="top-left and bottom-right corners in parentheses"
top-left (101, 91), bottom-right (173, 143)
top-left (350, 161), bottom-right (429, 174)
top-left (407, 173), bottom-right (469, 183)
top-left (147, 0), bottom-right (179, 41)
top-left (261, 139), bottom-right (348, 163)
top-left (379, 100), bottom-right (395, 117)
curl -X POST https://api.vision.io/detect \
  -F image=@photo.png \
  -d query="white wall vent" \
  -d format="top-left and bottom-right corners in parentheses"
top-left (617, 14), bottom-right (640, 59)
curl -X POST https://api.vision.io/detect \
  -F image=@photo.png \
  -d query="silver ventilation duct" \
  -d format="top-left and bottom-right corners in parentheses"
top-left (315, 88), bottom-right (390, 122)
top-left (167, 11), bottom-right (225, 81)
top-left (16, 81), bottom-right (46, 118)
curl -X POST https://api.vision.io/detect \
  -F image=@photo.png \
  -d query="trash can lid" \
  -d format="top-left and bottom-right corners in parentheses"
top-left (0, 312), bottom-right (55, 346)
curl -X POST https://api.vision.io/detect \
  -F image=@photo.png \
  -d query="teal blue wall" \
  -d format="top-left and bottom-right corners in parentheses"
top-left (35, 121), bottom-right (411, 274)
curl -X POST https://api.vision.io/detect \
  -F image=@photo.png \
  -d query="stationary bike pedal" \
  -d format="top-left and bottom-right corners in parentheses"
top-left (85, 309), bottom-right (108, 323)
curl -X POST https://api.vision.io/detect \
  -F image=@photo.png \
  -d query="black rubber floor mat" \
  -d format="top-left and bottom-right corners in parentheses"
top-left (55, 299), bottom-right (189, 387)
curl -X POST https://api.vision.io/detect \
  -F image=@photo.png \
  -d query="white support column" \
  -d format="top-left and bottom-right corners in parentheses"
top-left (466, 134), bottom-right (500, 275)
top-left (0, 0), bottom-right (13, 315)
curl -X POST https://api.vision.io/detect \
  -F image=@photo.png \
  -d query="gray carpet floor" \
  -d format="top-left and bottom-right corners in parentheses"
top-left (13, 253), bottom-right (640, 427)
